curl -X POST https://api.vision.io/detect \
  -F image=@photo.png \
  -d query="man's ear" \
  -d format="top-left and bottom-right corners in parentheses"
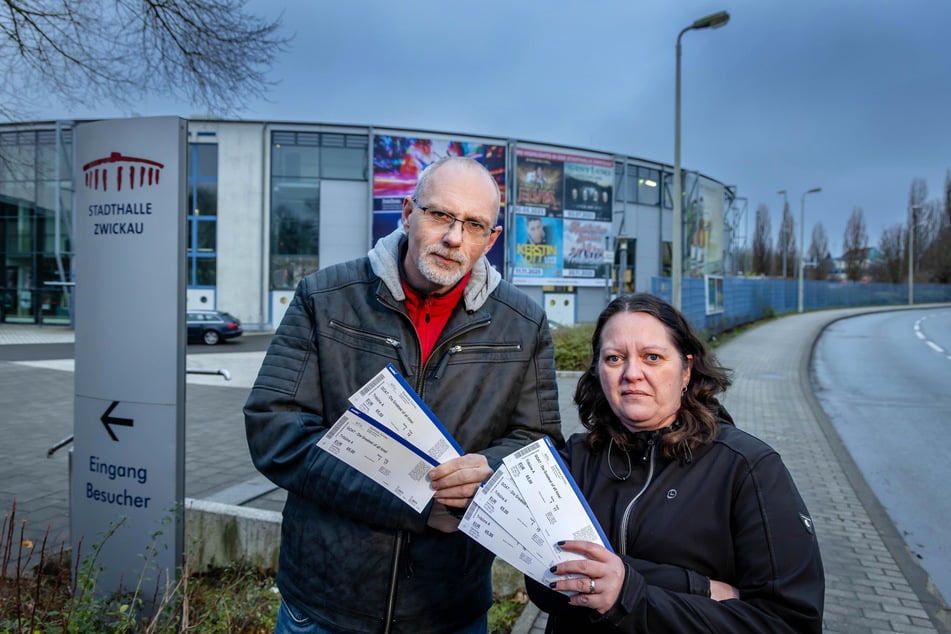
top-left (483, 226), bottom-right (502, 256)
top-left (401, 196), bottom-right (414, 231)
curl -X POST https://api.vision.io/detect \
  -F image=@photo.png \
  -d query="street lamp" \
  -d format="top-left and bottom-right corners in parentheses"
top-left (909, 205), bottom-right (921, 305)
top-left (798, 187), bottom-right (822, 313)
top-left (673, 10), bottom-right (730, 310)
top-left (777, 190), bottom-right (788, 278)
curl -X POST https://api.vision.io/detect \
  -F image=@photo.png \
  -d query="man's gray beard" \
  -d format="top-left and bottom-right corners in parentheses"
top-left (417, 245), bottom-right (470, 288)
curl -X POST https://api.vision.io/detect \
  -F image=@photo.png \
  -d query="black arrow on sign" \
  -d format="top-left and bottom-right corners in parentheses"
top-left (101, 401), bottom-right (134, 441)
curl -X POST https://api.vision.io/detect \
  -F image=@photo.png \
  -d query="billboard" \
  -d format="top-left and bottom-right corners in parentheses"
top-left (685, 177), bottom-right (726, 277)
top-left (372, 134), bottom-right (506, 271)
top-left (512, 148), bottom-right (613, 286)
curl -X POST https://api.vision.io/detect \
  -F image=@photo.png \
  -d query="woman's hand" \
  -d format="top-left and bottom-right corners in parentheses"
top-left (547, 540), bottom-right (626, 614)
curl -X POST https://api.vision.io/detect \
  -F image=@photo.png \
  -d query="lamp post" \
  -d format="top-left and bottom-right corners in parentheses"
top-left (798, 187), bottom-right (822, 313)
top-left (777, 190), bottom-right (788, 278)
top-left (908, 205), bottom-right (920, 305)
top-left (673, 10), bottom-right (730, 310)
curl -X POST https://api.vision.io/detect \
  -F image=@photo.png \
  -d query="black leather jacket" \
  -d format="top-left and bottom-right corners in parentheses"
top-left (528, 420), bottom-right (824, 633)
top-left (245, 229), bottom-right (563, 633)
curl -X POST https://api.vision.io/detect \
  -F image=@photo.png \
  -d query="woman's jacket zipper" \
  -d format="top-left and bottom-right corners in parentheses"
top-left (618, 440), bottom-right (656, 557)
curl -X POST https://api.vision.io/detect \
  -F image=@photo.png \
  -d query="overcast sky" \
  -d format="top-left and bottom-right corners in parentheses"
top-left (35, 0), bottom-right (951, 256)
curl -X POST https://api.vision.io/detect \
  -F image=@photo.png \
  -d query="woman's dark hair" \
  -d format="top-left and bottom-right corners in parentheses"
top-left (574, 293), bottom-right (732, 459)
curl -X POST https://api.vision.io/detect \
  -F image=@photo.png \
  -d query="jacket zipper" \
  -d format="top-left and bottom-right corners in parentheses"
top-left (383, 531), bottom-right (407, 634)
top-left (372, 297), bottom-right (493, 624)
top-left (618, 440), bottom-right (656, 557)
top-left (328, 319), bottom-right (413, 376)
top-left (335, 305), bottom-right (416, 631)
top-left (432, 342), bottom-right (522, 379)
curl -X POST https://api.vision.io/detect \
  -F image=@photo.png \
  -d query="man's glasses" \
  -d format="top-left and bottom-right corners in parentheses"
top-left (413, 200), bottom-right (494, 239)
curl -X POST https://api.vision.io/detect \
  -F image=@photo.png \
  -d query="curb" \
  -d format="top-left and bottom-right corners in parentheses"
top-left (510, 602), bottom-right (540, 634)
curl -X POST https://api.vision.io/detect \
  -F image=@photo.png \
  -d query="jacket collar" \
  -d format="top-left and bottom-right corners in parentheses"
top-left (367, 227), bottom-right (501, 311)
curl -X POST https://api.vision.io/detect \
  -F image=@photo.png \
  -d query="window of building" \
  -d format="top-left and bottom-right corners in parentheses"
top-left (271, 132), bottom-right (319, 290)
top-left (268, 131), bottom-right (369, 290)
top-left (661, 240), bottom-right (672, 277)
top-left (620, 165), bottom-right (661, 206)
top-left (187, 143), bottom-right (218, 287)
top-left (614, 238), bottom-right (636, 293)
top-left (662, 170), bottom-right (674, 209)
top-left (320, 133), bottom-right (368, 180)
top-left (637, 167), bottom-right (661, 206)
top-left (0, 127), bottom-right (73, 324)
top-left (614, 163), bottom-right (626, 202)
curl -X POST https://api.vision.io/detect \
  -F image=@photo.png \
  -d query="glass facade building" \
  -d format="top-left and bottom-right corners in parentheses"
top-left (0, 126), bottom-right (74, 324)
top-left (0, 119), bottom-right (733, 327)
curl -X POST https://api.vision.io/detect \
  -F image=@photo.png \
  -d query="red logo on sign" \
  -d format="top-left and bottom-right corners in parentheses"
top-left (83, 152), bottom-right (165, 192)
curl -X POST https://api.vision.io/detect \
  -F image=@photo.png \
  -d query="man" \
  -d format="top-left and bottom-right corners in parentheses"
top-left (526, 216), bottom-right (547, 245)
top-left (526, 163), bottom-right (546, 186)
top-left (245, 156), bottom-right (563, 634)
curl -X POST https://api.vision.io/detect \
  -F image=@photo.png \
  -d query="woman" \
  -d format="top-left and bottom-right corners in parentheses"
top-left (527, 293), bottom-right (824, 632)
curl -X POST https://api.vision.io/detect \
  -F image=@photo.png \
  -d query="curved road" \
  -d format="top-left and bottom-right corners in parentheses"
top-left (812, 306), bottom-right (951, 605)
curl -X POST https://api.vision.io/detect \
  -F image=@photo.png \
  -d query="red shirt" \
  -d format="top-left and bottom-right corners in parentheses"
top-left (401, 272), bottom-right (471, 365)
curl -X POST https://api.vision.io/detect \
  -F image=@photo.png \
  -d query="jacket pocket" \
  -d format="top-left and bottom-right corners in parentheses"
top-left (433, 343), bottom-right (523, 378)
top-left (327, 319), bottom-right (413, 375)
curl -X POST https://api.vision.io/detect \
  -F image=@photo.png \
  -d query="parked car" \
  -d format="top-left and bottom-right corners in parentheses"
top-left (187, 309), bottom-right (243, 345)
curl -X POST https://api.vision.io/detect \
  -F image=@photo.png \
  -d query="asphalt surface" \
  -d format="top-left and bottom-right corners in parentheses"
top-left (2, 308), bottom-right (950, 634)
top-left (812, 309), bottom-right (951, 606)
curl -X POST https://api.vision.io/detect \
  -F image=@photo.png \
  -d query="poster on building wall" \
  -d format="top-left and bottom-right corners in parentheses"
top-left (372, 134), bottom-right (506, 272)
top-left (563, 219), bottom-right (611, 281)
top-left (513, 215), bottom-right (562, 283)
top-left (684, 177), bottom-right (725, 277)
top-left (512, 148), bottom-right (613, 286)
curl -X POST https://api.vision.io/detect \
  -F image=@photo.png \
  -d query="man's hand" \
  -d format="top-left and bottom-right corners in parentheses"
top-left (710, 579), bottom-right (740, 601)
top-left (429, 454), bottom-right (493, 509)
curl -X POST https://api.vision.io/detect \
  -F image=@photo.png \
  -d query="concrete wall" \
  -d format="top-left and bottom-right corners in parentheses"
top-left (184, 497), bottom-right (523, 594)
top-left (185, 498), bottom-right (281, 573)
top-left (194, 122), bottom-right (269, 328)
top-left (319, 179), bottom-right (370, 270)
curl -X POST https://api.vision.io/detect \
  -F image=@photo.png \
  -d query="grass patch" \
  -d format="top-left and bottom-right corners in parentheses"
top-left (488, 589), bottom-right (529, 634)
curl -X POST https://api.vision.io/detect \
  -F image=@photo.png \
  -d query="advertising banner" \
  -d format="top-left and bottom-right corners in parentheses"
top-left (685, 177), bottom-right (726, 277)
top-left (512, 148), bottom-right (613, 286)
top-left (372, 134), bottom-right (506, 272)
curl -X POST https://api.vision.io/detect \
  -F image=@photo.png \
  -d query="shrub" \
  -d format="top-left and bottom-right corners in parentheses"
top-left (552, 323), bottom-right (595, 372)
top-left (1, 500), bottom-right (279, 633)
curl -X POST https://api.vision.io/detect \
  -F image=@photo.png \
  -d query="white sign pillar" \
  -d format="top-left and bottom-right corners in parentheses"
top-left (71, 117), bottom-right (187, 598)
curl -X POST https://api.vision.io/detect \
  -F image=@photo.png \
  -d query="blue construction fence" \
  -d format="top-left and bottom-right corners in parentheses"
top-left (649, 277), bottom-right (951, 338)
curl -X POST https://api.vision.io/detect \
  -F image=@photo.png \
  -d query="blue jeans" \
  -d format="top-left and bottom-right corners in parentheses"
top-left (274, 598), bottom-right (488, 634)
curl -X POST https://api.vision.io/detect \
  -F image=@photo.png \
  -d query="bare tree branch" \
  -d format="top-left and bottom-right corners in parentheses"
top-left (775, 200), bottom-right (796, 278)
top-left (807, 222), bottom-right (830, 280)
top-left (752, 203), bottom-right (772, 276)
top-left (842, 207), bottom-right (868, 281)
top-left (1, 0), bottom-right (290, 121)
top-left (875, 224), bottom-right (905, 284)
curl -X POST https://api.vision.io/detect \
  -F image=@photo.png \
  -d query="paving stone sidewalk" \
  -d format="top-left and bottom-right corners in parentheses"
top-left (516, 306), bottom-right (950, 634)
top-left (2, 309), bottom-right (950, 633)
